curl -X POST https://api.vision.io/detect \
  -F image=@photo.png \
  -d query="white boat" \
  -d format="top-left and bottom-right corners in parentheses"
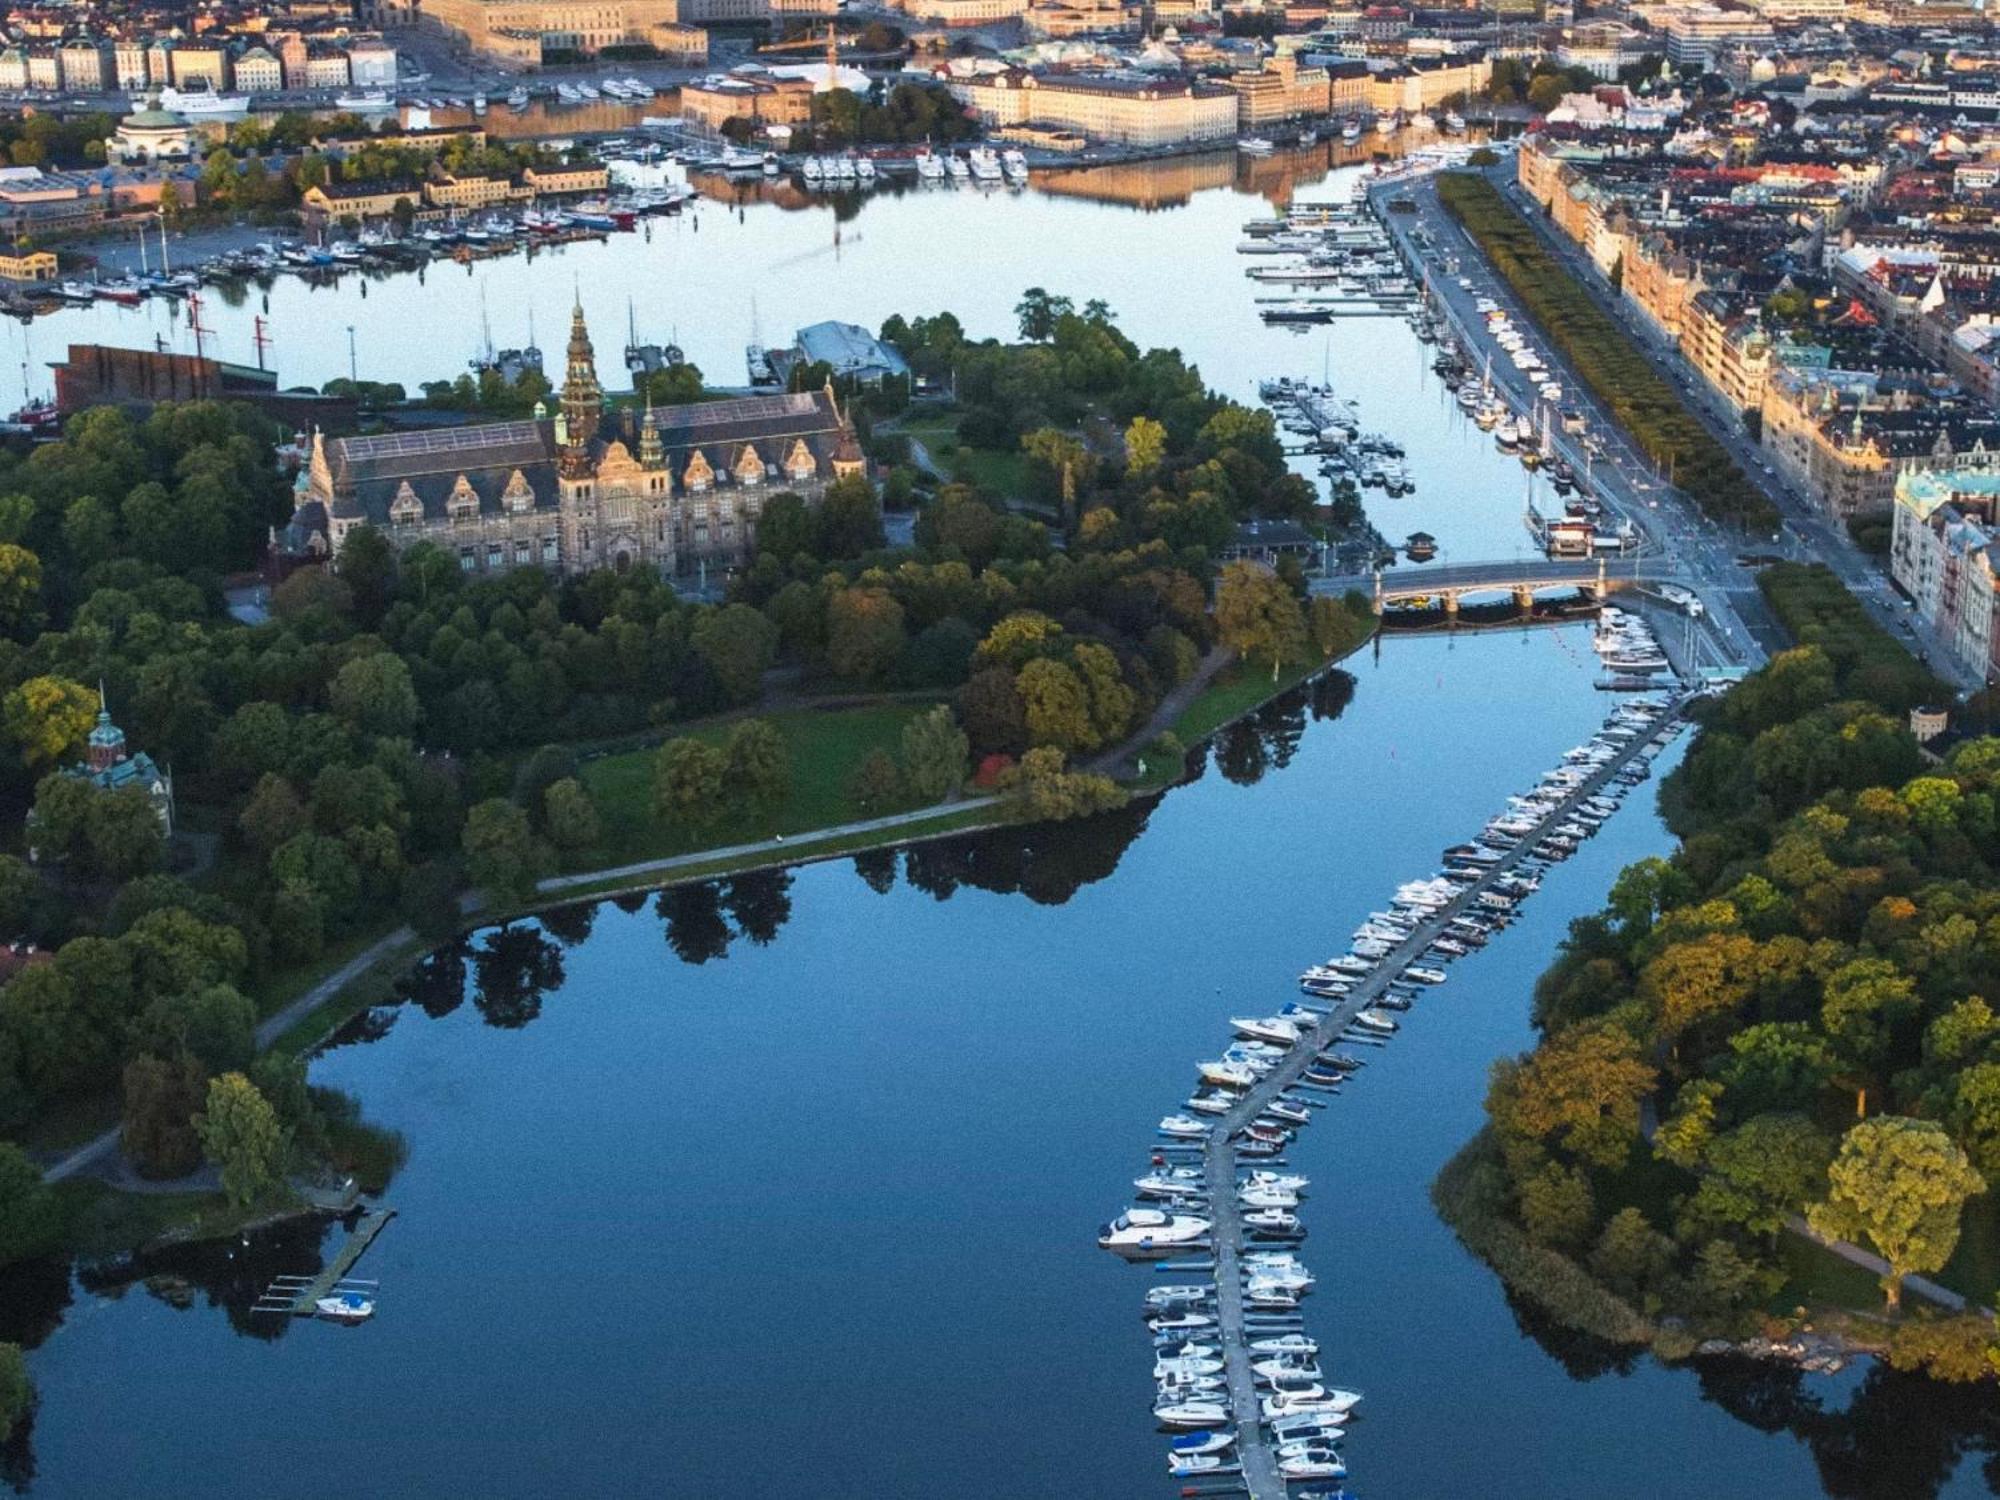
top-left (1156, 1356), bottom-right (1225, 1379)
top-left (1146, 1285), bottom-right (1210, 1308)
top-left (1002, 148), bottom-right (1029, 181)
top-left (1158, 1114), bottom-right (1210, 1138)
top-left (1280, 1453), bottom-right (1348, 1480)
top-left (333, 90), bottom-right (393, 113)
top-left (968, 146), bottom-right (1004, 182)
top-left (1136, 1168), bottom-right (1205, 1198)
top-left (1170, 1453), bottom-right (1228, 1476)
top-left (1403, 966), bottom-right (1448, 984)
top-left (155, 86), bottom-right (250, 119)
top-left (1243, 1208), bottom-right (1300, 1234)
top-left (1239, 1184), bottom-right (1298, 1210)
top-left (1099, 1208), bottom-right (1209, 1255)
top-left (1232, 1016), bottom-right (1300, 1046)
top-left (946, 155), bottom-right (970, 181)
top-left (1198, 1060), bottom-right (1256, 1089)
top-left (1154, 1401), bottom-right (1231, 1429)
top-left (1250, 1333), bottom-right (1319, 1355)
top-left (855, 156), bottom-right (877, 181)
top-left (315, 1291), bottom-right (375, 1323)
top-left (1186, 1095), bottom-right (1232, 1116)
top-left (506, 88), bottom-right (530, 110)
top-left (1243, 1170), bottom-right (1308, 1193)
top-left (1352, 1009), bottom-right (1399, 1033)
top-left (1240, 136), bottom-right (1276, 155)
top-left (915, 149), bottom-right (946, 180)
top-left (1342, 120), bottom-right (1362, 142)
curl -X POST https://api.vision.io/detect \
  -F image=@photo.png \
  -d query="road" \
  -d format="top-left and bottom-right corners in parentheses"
top-left (1367, 172), bottom-right (1782, 672)
top-left (1473, 163), bottom-right (1977, 692)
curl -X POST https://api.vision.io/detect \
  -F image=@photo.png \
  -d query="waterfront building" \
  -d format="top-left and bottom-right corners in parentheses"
top-left (232, 47), bottom-right (283, 94)
top-left (169, 44), bottom-right (231, 90)
top-left (786, 321), bottom-right (910, 387)
top-left (1023, 0), bottom-right (1143, 37)
top-left (0, 51), bottom-right (27, 93)
top-left (680, 70), bottom-right (816, 132)
top-left (348, 39), bottom-right (399, 87)
top-left (1224, 53), bottom-right (1334, 128)
top-left (303, 51), bottom-right (352, 89)
top-left (898, 0), bottom-right (1030, 23)
top-left (25, 51), bottom-right (59, 93)
top-left (57, 39), bottom-right (107, 94)
top-left (1891, 467), bottom-right (2000, 682)
top-left (281, 304), bottom-right (867, 580)
top-left (1363, 55), bottom-right (1492, 113)
top-left (418, 0), bottom-right (758, 61)
top-left (0, 251), bottom-right (55, 282)
top-left (303, 178), bottom-right (424, 221)
top-left (949, 68), bottom-right (1238, 148)
top-left (28, 692), bottom-right (175, 857)
top-left (113, 39), bottom-right (151, 90)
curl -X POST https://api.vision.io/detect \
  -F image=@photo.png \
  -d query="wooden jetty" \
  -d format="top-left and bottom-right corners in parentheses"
top-left (250, 1207), bottom-right (395, 1318)
top-left (1198, 698), bottom-right (1688, 1499)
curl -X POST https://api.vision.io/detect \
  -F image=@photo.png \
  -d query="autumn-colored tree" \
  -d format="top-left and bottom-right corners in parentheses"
top-left (196, 1071), bottom-right (289, 1208)
top-left (1488, 1021), bottom-right (1656, 1168)
top-left (1213, 562), bottom-right (1309, 681)
top-left (1016, 657), bottom-right (1098, 753)
top-left (4, 675), bottom-right (96, 770)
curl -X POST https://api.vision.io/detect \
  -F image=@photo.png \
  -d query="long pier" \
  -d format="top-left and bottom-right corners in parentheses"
top-left (1196, 697), bottom-right (1688, 1499)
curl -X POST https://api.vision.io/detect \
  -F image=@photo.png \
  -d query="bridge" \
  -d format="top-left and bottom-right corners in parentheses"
top-left (1309, 557), bottom-right (1679, 612)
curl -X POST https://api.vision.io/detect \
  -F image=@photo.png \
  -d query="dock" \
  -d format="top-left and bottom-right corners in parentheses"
top-left (250, 1206), bottom-right (395, 1317)
top-left (1194, 697), bottom-right (1688, 1499)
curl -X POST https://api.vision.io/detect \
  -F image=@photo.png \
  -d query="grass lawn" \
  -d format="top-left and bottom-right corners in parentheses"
top-left (900, 412), bottom-right (1029, 498)
top-left (1172, 656), bottom-right (1324, 746)
top-left (580, 701), bottom-right (945, 867)
top-left (1772, 1231), bottom-right (1890, 1314)
top-left (1932, 1192), bottom-right (2000, 1305)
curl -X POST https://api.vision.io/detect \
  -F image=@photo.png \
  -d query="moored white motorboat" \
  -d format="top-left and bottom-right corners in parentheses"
top-left (1250, 1333), bottom-right (1319, 1356)
top-left (315, 1291), bottom-right (375, 1323)
top-left (1154, 1400), bottom-right (1231, 1429)
top-left (1169, 1430), bottom-right (1236, 1456)
top-left (1232, 1015), bottom-right (1301, 1046)
top-left (1100, 1207), bottom-right (1210, 1255)
top-left (1158, 1114), bottom-right (1210, 1138)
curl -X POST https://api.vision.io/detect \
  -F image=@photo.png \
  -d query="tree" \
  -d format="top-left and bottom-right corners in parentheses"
top-left (653, 738), bottom-right (728, 828)
top-left (0, 1341), bottom-right (26, 1444)
top-left (818, 475), bottom-right (886, 558)
top-left (825, 587), bottom-right (906, 683)
top-left (1016, 657), bottom-right (1097, 753)
top-left (691, 604), bottom-right (779, 705)
top-left (1015, 286), bottom-right (1074, 342)
top-left (1808, 1116), bottom-right (1986, 1310)
top-left (1488, 1021), bottom-right (1656, 1168)
top-left (1124, 415), bottom-right (1166, 477)
top-left (1950, 1062), bottom-right (2000, 1176)
top-left (196, 1071), bottom-right (288, 1208)
top-left (901, 705), bottom-right (969, 802)
top-left (4, 675), bottom-right (95, 770)
top-left (542, 778), bottom-right (601, 853)
top-left (0, 542), bottom-right (43, 637)
top-left (329, 652), bottom-right (419, 738)
top-left (83, 786), bottom-right (167, 881)
top-left (1686, 1113), bottom-right (1835, 1241)
top-left (1517, 1160), bottom-right (1595, 1251)
top-left (848, 748), bottom-right (903, 812)
top-left (0, 1140), bottom-right (54, 1267)
top-left (462, 798), bottom-right (541, 903)
top-left (238, 773), bottom-right (307, 856)
top-left (723, 719), bottom-right (791, 812)
top-left (1821, 957), bottom-right (1920, 1115)
top-left (1214, 562), bottom-right (1309, 680)
top-left (959, 666), bottom-right (1027, 757)
top-left (135, 983), bottom-right (257, 1077)
top-left (121, 1051), bottom-right (207, 1179)
top-left (1590, 1207), bottom-right (1677, 1303)
top-left (1008, 745), bottom-right (1125, 822)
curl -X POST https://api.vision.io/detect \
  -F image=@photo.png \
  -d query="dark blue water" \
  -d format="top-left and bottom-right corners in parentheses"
top-left (11, 624), bottom-right (1996, 1498)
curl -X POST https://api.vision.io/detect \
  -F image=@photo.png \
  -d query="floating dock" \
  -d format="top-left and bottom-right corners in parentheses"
top-left (250, 1207), bottom-right (395, 1317)
top-left (1197, 698), bottom-right (1687, 1499)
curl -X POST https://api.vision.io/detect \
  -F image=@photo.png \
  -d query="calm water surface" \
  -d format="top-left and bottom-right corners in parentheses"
top-left (7, 156), bottom-right (1997, 1499)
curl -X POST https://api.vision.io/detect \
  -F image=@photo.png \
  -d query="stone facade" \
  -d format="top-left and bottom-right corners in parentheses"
top-left (281, 304), bottom-right (865, 579)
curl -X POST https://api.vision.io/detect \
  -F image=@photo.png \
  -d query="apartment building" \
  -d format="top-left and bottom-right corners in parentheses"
top-left (950, 68), bottom-right (1238, 148)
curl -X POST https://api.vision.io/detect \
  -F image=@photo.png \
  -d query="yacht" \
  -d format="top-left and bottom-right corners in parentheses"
top-left (855, 155), bottom-right (877, 181)
top-left (155, 86), bottom-right (250, 119)
top-left (1443, 110), bottom-right (1467, 132)
top-left (1244, 1207), bottom-right (1301, 1235)
top-left (1243, 1170), bottom-right (1309, 1193)
top-left (1135, 1167), bottom-right (1205, 1198)
top-left (1158, 1114), bottom-right (1210, 1138)
top-left (1146, 1285), bottom-right (1211, 1308)
top-left (1341, 119), bottom-right (1362, 142)
top-left (946, 154), bottom-right (971, 181)
top-left (915, 149), bottom-right (946, 180)
top-left (968, 146), bottom-right (1004, 182)
top-left (1002, 148), bottom-right (1029, 182)
top-left (1239, 1184), bottom-right (1298, 1209)
top-left (507, 87), bottom-right (530, 110)
top-left (1403, 965), bottom-right (1448, 984)
top-left (1352, 1009), bottom-right (1399, 1033)
top-left (1169, 1454), bottom-right (1229, 1477)
top-left (1154, 1401), bottom-right (1231, 1430)
top-left (334, 90), bottom-right (393, 112)
top-left (1239, 136), bottom-right (1277, 155)
top-left (1170, 1431), bottom-right (1235, 1457)
top-left (1250, 1333), bottom-right (1319, 1356)
top-left (1198, 1059), bottom-right (1258, 1089)
top-left (1185, 1094), bottom-right (1232, 1116)
top-left (1232, 1016), bottom-right (1300, 1046)
top-left (1100, 1207), bottom-right (1210, 1255)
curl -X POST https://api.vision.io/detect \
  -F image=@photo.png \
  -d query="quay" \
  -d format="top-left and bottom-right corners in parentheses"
top-left (250, 1206), bottom-right (395, 1317)
top-left (1194, 695), bottom-right (1689, 1499)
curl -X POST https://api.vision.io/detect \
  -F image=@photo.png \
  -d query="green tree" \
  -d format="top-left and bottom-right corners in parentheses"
top-left (4, 675), bottom-right (95, 770)
top-left (723, 719), bottom-right (790, 812)
top-left (0, 1141), bottom-right (55, 1267)
top-left (462, 798), bottom-right (541, 903)
top-left (329, 652), bottom-right (419, 738)
top-left (134, 983), bottom-right (257, 1077)
top-left (238, 773), bottom-right (307, 857)
top-left (1589, 1206), bottom-right (1677, 1303)
top-left (1809, 1116), bottom-right (1986, 1310)
top-left (1008, 745), bottom-right (1126, 822)
top-left (848, 748), bottom-right (903, 812)
top-left (0, 1341), bottom-right (27, 1443)
top-left (196, 1071), bottom-right (288, 1209)
top-left (901, 705), bottom-right (969, 803)
top-left (1517, 1160), bottom-right (1596, 1251)
top-left (691, 604), bottom-right (779, 705)
top-left (653, 738), bottom-right (728, 828)
top-left (1014, 286), bottom-right (1074, 342)
top-left (542, 777), bottom-right (601, 853)
top-left (1686, 1113), bottom-right (1835, 1241)
top-left (83, 786), bottom-right (167, 881)
top-left (121, 1051), bottom-right (207, 1179)
top-left (0, 542), bottom-right (43, 637)
top-left (1214, 562), bottom-right (1309, 680)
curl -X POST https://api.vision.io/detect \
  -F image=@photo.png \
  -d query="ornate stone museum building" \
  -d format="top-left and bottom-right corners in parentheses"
top-left (280, 302), bottom-right (866, 577)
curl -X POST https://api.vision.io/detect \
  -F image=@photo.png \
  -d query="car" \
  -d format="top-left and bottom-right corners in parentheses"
top-left (1457, 276), bottom-right (1473, 289)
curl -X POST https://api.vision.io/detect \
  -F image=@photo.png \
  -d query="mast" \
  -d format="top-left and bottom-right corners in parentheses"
top-left (138, 222), bottom-right (147, 276)
top-left (159, 211), bottom-right (170, 276)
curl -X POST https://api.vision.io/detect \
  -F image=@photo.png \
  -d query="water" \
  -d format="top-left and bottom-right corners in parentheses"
top-left (17, 147), bottom-right (1544, 564)
top-left (9, 155), bottom-right (1997, 1497)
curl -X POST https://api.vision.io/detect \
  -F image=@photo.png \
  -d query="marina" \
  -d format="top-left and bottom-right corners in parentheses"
top-left (1110, 688), bottom-right (1689, 1496)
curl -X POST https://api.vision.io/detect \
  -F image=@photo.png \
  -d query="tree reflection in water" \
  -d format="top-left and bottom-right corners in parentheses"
top-left (1502, 1288), bottom-right (2000, 1497)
